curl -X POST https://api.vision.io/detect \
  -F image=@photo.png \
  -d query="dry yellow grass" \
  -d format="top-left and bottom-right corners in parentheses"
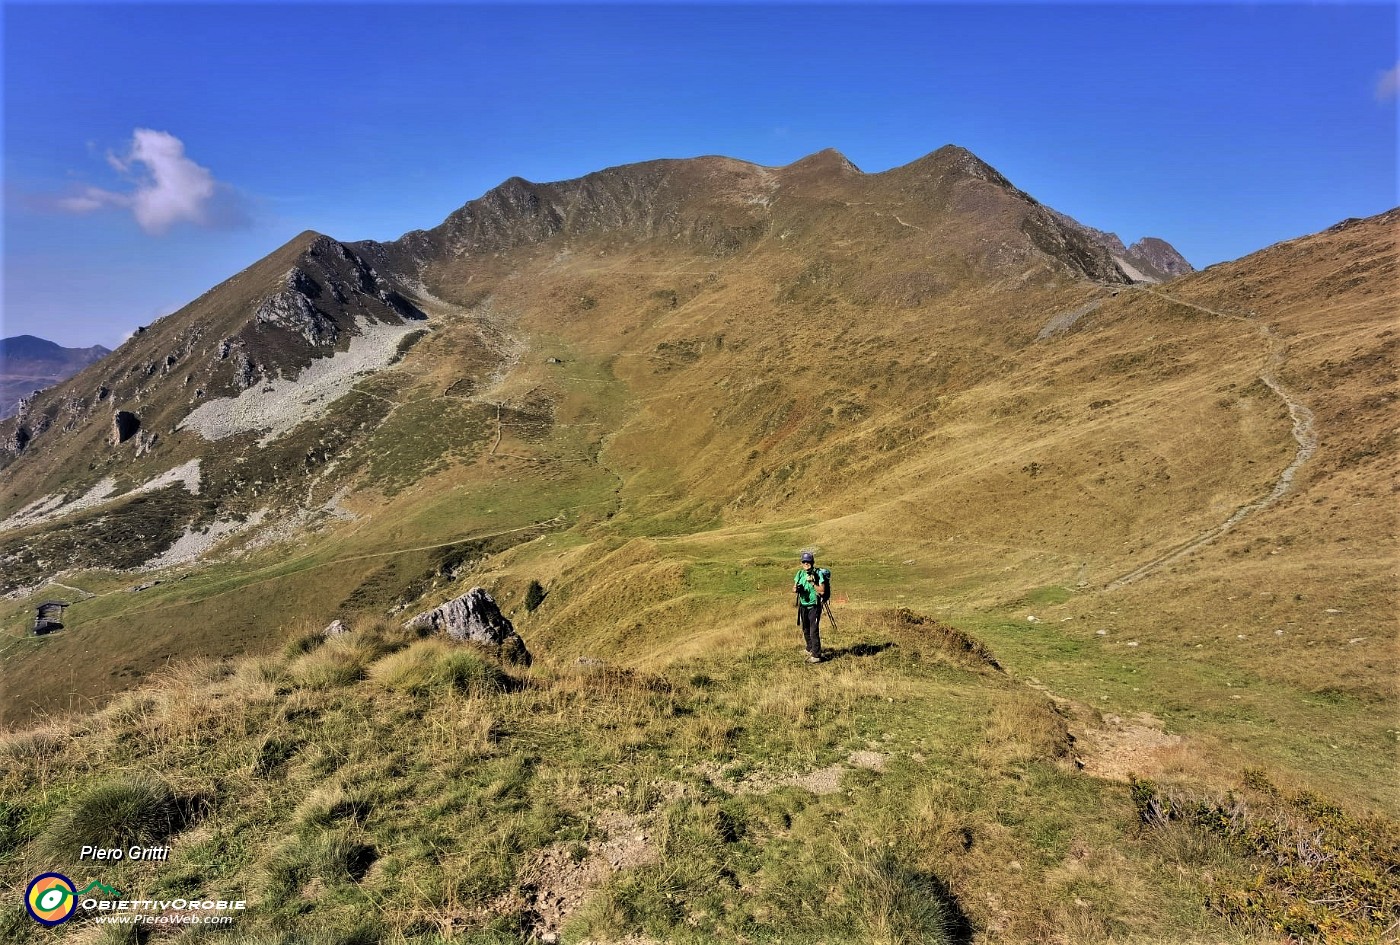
top-left (0, 154), bottom-right (1394, 943)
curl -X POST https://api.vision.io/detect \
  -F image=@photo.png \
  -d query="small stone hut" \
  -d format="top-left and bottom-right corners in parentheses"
top-left (33, 601), bottom-right (69, 635)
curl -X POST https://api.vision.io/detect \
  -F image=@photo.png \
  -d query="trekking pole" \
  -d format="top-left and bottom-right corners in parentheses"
top-left (822, 599), bottom-right (838, 633)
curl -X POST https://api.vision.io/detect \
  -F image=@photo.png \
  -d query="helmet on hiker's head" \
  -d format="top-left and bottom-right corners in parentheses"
top-left (800, 552), bottom-right (815, 564)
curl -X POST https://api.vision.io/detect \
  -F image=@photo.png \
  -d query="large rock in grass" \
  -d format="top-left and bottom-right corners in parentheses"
top-left (404, 587), bottom-right (531, 666)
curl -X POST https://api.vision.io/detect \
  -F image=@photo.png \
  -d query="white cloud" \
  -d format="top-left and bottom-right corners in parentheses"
top-left (58, 186), bottom-right (130, 214)
top-left (60, 129), bottom-right (248, 234)
top-left (1378, 62), bottom-right (1400, 102)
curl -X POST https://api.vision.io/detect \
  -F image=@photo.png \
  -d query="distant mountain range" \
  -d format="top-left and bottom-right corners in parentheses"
top-left (0, 142), bottom-right (1395, 944)
top-left (0, 335), bottom-right (110, 419)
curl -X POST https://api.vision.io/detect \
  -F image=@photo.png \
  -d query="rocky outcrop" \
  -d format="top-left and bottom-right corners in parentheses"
top-left (134, 430), bottom-right (160, 457)
top-left (4, 424), bottom-right (31, 455)
top-left (404, 587), bottom-right (532, 665)
top-left (112, 410), bottom-right (141, 444)
top-left (255, 273), bottom-right (338, 346)
top-left (254, 237), bottom-right (425, 349)
top-left (1021, 208), bottom-right (1132, 284)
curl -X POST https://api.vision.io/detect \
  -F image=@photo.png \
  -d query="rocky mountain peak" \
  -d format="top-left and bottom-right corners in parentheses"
top-left (783, 148), bottom-right (862, 175)
top-left (895, 144), bottom-right (1017, 191)
top-left (253, 235), bottom-right (420, 348)
top-left (0, 224), bottom-right (428, 468)
top-left (1047, 209), bottom-right (1193, 283)
top-left (1128, 237), bottom-right (1194, 279)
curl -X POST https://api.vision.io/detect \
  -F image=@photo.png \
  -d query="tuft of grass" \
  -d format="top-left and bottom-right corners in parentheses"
top-left (835, 838), bottom-right (968, 945)
top-left (296, 783), bottom-right (374, 831)
top-left (289, 652), bottom-right (365, 690)
top-left (254, 733), bottom-right (302, 777)
top-left (283, 626), bottom-right (328, 659)
top-left (978, 692), bottom-right (1075, 769)
top-left (288, 637), bottom-right (377, 690)
top-left (264, 828), bottom-right (379, 902)
top-left (0, 727), bottom-right (68, 765)
top-left (367, 640), bottom-right (512, 696)
top-left (0, 799), bottom-right (30, 868)
top-left (41, 773), bottom-right (180, 862)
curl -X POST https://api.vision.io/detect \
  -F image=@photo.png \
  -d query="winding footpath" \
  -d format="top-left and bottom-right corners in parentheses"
top-left (1105, 289), bottom-right (1318, 589)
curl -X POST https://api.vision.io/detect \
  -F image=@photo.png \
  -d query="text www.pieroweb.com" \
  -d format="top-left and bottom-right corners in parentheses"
top-left (92, 912), bottom-right (235, 927)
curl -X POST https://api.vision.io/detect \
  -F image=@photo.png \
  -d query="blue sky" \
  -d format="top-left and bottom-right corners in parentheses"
top-left (3, 2), bottom-right (1396, 348)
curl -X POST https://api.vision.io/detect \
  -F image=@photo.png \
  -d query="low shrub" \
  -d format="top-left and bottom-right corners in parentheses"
top-left (1130, 772), bottom-right (1400, 943)
top-left (524, 579), bottom-right (546, 613)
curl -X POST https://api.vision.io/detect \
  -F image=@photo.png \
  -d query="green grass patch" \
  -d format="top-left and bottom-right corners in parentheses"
top-left (40, 773), bottom-right (181, 864)
top-left (368, 640), bottom-right (512, 696)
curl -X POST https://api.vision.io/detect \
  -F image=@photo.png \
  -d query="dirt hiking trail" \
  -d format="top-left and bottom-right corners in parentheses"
top-left (1105, 288), bottom-right (1317, 589)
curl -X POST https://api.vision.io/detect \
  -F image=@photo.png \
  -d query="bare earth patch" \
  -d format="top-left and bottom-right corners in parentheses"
top-left (0, 460), bottom-right (200, 534)
top-left (141, 513), bottom-right (254, 570)
top-left (482, 809), bottom-right (658, 942)
top-left (479, 754), bottom-right (885, 940)
top-left (699, 750), bottom-right (890, 797)
top-left (1076, 712), bottom-right (1182, 782)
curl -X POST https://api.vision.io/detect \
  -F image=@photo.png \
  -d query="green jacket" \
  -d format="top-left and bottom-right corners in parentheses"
top-left (794, 567), bottom-right (827, 607)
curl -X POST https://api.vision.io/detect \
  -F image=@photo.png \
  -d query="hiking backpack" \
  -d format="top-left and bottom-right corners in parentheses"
top-left (817, 567), bottom-right (832, 603)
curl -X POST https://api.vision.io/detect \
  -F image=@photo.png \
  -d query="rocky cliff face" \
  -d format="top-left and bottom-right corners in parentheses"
top-left (253, 235), bottom-right (424, 347)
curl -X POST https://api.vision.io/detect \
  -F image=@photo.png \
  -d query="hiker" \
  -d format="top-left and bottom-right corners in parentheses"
top-left (794, 552), bottom-right (827, 663)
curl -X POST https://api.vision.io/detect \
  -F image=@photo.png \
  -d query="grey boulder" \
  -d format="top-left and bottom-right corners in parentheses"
top-left (404, 587), bottom-right (531, 666)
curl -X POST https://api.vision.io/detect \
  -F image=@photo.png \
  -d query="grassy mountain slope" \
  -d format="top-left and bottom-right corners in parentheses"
top-left (0, 150), bottom-right (1394, 942)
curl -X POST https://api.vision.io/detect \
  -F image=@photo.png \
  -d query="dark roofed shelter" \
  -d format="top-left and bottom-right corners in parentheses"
top-left (33, 601), bottom-right (69, 635)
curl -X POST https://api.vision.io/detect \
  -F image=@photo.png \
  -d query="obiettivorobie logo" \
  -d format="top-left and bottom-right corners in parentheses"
top-left (25, 874), bottom-right (118, 926)
top-left (24, 872), bottom-right (245, 928)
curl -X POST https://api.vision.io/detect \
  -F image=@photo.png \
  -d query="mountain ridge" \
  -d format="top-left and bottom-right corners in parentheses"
top-left (0, 335), bottom-right (111, 421)
top-left (1046, 208), bottom-right (1194, 282)
top-left (0, 147), bottom-right (1364, 663)
top-left (356, 145), bottom-right (1174, 297)
top-left (0, 144), bottom-right (1395, 943)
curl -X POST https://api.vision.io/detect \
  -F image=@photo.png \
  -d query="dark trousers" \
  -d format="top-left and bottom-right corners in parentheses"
top-left (799, 603), bottom-right (823, 657)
